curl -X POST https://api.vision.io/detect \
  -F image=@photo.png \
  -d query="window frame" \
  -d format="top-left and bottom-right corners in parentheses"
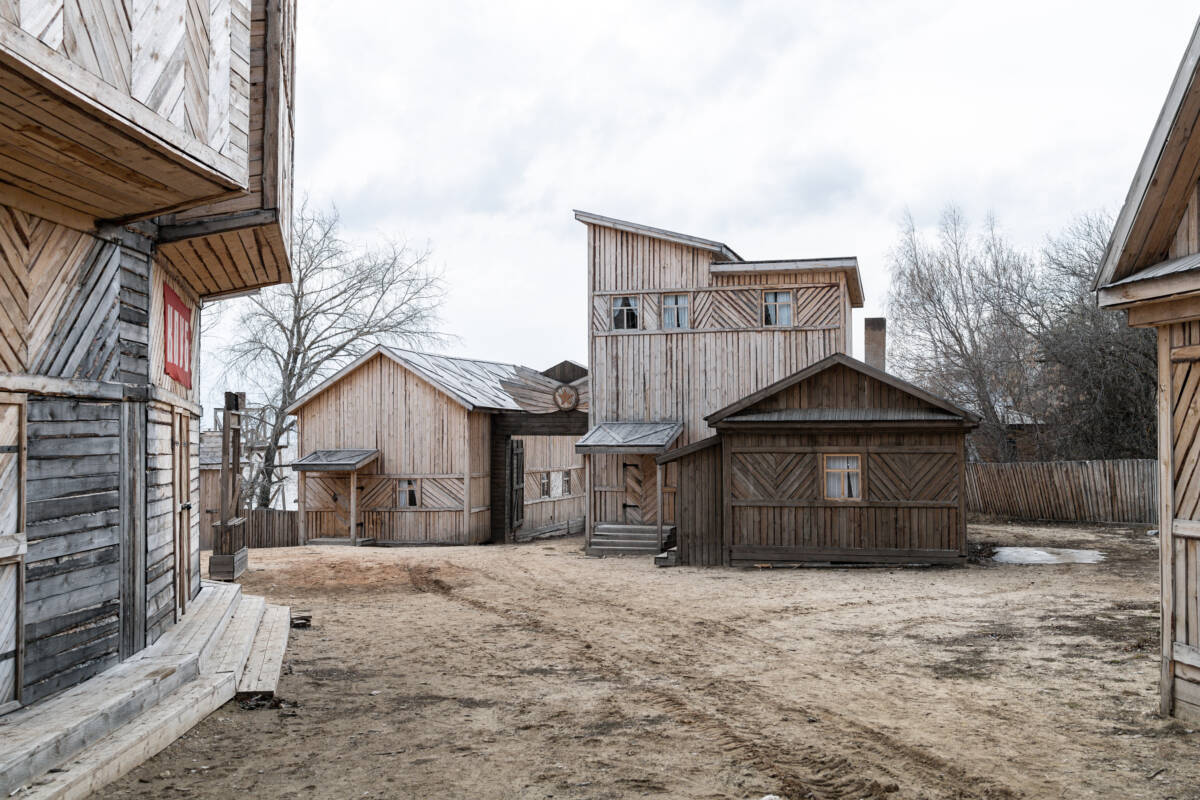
top-left (539, 472), bottom-right (552, 498)
top-left (397, 478), bottom-right (419, 508)
top-left (822, 453), bottom-right (862, 502)
top-left (762, 290), bottom-right (793, 327)
top-left (560, 469), bottom-right (572, 496)
top-left (611, 295), bottom-right (640, 331)
top-left (661, 293), bottom-right (690, 330)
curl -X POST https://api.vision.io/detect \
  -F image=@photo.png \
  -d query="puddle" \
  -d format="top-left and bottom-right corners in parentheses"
top-left (991, 546), bottom-right (1104, 565)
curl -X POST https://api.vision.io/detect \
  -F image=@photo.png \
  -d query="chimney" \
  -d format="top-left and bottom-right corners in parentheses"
top-left (864, 317), bottom-right (886, 372)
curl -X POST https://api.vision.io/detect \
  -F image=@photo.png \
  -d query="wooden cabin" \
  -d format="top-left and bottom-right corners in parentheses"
top-left (286, 347), bottom-right (588, 545)
top-left (658, 354), bottom-right (978, 566)
top-left (1095, 18), bottom-right (1200, 721)
top-left (573, 211), bottom-right (865, 556)
top-left (0, 0), bottom-right (295, 716)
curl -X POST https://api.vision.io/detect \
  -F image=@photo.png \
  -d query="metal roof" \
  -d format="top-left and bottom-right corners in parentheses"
top-left (575, 422), bottom-right (683, 454)
top-left (723, 409), bottom-right (963, 424)
top-left (1104, 250), bottom-right (1200, 287)
top-left (386, 347), bottom-right (523, 411)
top-left (574, 210), bottom-right (743, 262)
top-left (292, 449), bottom-right (380, 472)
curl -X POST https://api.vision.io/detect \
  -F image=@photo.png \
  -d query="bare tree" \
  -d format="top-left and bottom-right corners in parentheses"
top-left (220, 203), bottom-right (445, 507)
top-left (887, 206), bottom-right (1156, 462)
top-left (886, 207), bottom-right (1038, 460)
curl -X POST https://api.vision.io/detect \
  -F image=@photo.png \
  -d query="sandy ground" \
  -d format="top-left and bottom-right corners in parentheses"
top-left (100, 523), bottom-right (1200, 800)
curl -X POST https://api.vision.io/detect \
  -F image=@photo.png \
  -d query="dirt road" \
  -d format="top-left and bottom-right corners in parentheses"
top-left (103, 523), bottom-right (1198, 799)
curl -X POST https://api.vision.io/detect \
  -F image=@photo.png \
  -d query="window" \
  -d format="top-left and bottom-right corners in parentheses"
top-left (398, 479), bottom-right (418, 507)
top-left (612, 296), bottom-right (639, 330)
top-left (823, 455), bottom-right (861, 500)
top-left (560, 469), bottom-right (572, 496)
top-left (763, 291), bottom-right (792, 327)
top-left (662, 293), bottom-right (689, 329)
top-left (540, 472), bottom-right (551, 498)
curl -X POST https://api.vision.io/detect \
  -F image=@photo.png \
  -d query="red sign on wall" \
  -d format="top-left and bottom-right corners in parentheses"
top-left (163, 284), bottom-right (193, 389)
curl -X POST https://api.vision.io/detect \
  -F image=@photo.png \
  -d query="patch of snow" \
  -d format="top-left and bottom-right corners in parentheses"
top-left (991, 546), bottom-right (1104, 565)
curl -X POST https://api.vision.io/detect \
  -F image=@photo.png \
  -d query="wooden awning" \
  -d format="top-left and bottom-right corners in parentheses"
top-left (291, 449), bottom-right (379, 472)
top-left (575, 422), bottom-right (683, 454)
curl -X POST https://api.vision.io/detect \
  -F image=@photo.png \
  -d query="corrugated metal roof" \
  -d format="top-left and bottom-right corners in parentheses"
top-left (723, 409), bottom-right (962, 424)
top-left (386, 347), bottom-right (523, 411)
top-left (573, 210), bottom-right (743, 262)
top-left (1104, 250), bottom-right (1200, 287)
top-left (575, 421), bottom-right (683, 453)
top-left (293, 449), bottom-right (379, 472)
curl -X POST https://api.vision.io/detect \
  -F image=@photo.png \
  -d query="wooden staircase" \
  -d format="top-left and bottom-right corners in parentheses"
top-left (586, 524), bottom-right (676, 557)
top-left (0, 581), bottom-right (290, 799)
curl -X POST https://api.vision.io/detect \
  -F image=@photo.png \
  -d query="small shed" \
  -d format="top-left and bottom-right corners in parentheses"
top-left (659, 354), bottom-right (978, 566)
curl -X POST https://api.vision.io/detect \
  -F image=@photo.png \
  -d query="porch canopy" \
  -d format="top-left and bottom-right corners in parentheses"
top-left (575, 422), bottom-right (683, 454)
top-left (292, 449), bottom-right (379, 472)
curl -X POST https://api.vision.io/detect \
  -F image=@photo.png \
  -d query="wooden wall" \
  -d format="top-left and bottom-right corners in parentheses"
top-left (720, 430), bottom-right (966, 566)
top-left (23, 397), bottom-right (122, 704)
top-left (965, 459), bottom-right (1156, 524)
top-left (587, 225), bottom-right (849, 448)
top-left (672, 440), bottom-right (722, 566)
top-left (296, 353), bottom-right (477, 544)
top-left (514, 434), bottom-right (584, 539)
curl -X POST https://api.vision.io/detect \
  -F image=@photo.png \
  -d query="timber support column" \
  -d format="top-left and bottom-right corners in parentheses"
top-left (349, 469), bottom-right (358, 545)
top-left (297, 470), bottom-right (306, 545)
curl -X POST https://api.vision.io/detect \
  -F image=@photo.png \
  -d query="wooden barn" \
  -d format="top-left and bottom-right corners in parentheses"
top-left (0, 0), bottom-right (297, 781)
top-left (658, 353), bottom-right (977, 567)
top-left (1095, 18), bottom-right (1200, 721)
top-left (286, 347), bottom-right (588, 545)
top-left (574, 211), bottom-right (866, 556)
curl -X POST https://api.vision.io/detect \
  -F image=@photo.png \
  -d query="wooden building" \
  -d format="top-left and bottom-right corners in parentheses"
top-left (286, 347), bottom-right (588, 545)
top-left (573, 211), bottom-right (865, 555)
top-left (0, 0), bottom-right (295, 714)
top-left (1095, 18), bottom-right (1200, 721)
top-left (658, 354), bottom-right (977, 566)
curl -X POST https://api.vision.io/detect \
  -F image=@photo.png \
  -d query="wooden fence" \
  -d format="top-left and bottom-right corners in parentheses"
top-left (965, 459), bottom-right (1157, 524)
top-left (203, 508), bottom-right (302, 549)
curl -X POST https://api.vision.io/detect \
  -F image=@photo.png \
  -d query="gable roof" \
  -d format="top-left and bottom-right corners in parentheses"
top-left (284, 345), bottom-right (525, 415)
top-left (1096, 17), bottom-right (1200, 290)
top-left (704, 353), bottom-right (979, 425)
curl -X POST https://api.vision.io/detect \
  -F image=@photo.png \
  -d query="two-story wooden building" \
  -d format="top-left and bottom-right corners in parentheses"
top-left (0, 0), bottom-right (295, 719)
top-left (1095, 17), bottom-right (1200, 722)
top-left (574, 211), bottom-right (976, 565)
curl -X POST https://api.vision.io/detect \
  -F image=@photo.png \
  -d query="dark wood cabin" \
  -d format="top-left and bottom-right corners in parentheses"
top-left (286, 347), bottom-right (589, 546)
top-left (0, 0), bottom-right (296, 716)
top-left (658, 354), bottom-right (978, 567)
top-left (1094, 18), bottom-right (1200, 721)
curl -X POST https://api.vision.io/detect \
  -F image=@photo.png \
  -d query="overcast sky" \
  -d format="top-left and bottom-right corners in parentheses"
top-left (204, 2), bottom-right (1200, 408)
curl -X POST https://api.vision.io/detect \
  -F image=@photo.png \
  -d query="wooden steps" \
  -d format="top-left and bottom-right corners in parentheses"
top-left (237, 604), bottom-right (289, 697)
top-left (654, 547), bottom-right (679, 567)
top-left (587, 524), bottom-right (676, 557)
top-left (0, 582), bottom-right (290, 798)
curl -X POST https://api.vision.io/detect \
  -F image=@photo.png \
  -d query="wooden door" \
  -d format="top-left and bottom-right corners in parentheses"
top-left (0, 398), bottom-right (24, 714)
top-left (510, 439), bottom-right (524, 529)
top-left (173, 412), bottom-right (192, 617)
top-left (622, 456), bottom-right (657, 525)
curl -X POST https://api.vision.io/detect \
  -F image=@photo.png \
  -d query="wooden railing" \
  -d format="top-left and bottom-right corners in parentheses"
top-left (965, 459), bottom-right (1156, 524)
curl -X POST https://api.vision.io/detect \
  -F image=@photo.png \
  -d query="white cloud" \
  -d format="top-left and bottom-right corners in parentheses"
top-left (204, 0), bottom-right (1200, 406)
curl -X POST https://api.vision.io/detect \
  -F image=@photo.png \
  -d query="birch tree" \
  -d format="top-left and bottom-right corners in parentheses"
top-left (220, 203), bottom-right (445, 507)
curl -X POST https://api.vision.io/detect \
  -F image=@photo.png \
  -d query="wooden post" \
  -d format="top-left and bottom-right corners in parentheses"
top-left (1159, 326), bottom-right (1177, 716)
top-left (297, 469), bottom-right (307, 545)
top-left (349, 469), bottom-right (358, 545)
top-left (656, 461), bottom-right (664, 552)
top-left (584, 452), bottom-right (593, 549)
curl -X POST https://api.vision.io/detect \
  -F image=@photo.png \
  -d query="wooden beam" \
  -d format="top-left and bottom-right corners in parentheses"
top-left (156, 210), bottom-right (278, 243)
top-left (349, 469), bottom-right (357, 545)
top-left (1127, 294), bottom-right (1200, 327)
top-left (0, 373), bottom-right (122, 400)
top-left (1159, 326), bottom-right (1177, 716)
top-left (296, 469), bottom-right (306, 546)
top-left (656, 462), bottom-right (663, 552)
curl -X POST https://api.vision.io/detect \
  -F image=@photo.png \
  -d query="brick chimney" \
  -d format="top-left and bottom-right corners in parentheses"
top-left (864, 317), bottom-right (886, 372)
